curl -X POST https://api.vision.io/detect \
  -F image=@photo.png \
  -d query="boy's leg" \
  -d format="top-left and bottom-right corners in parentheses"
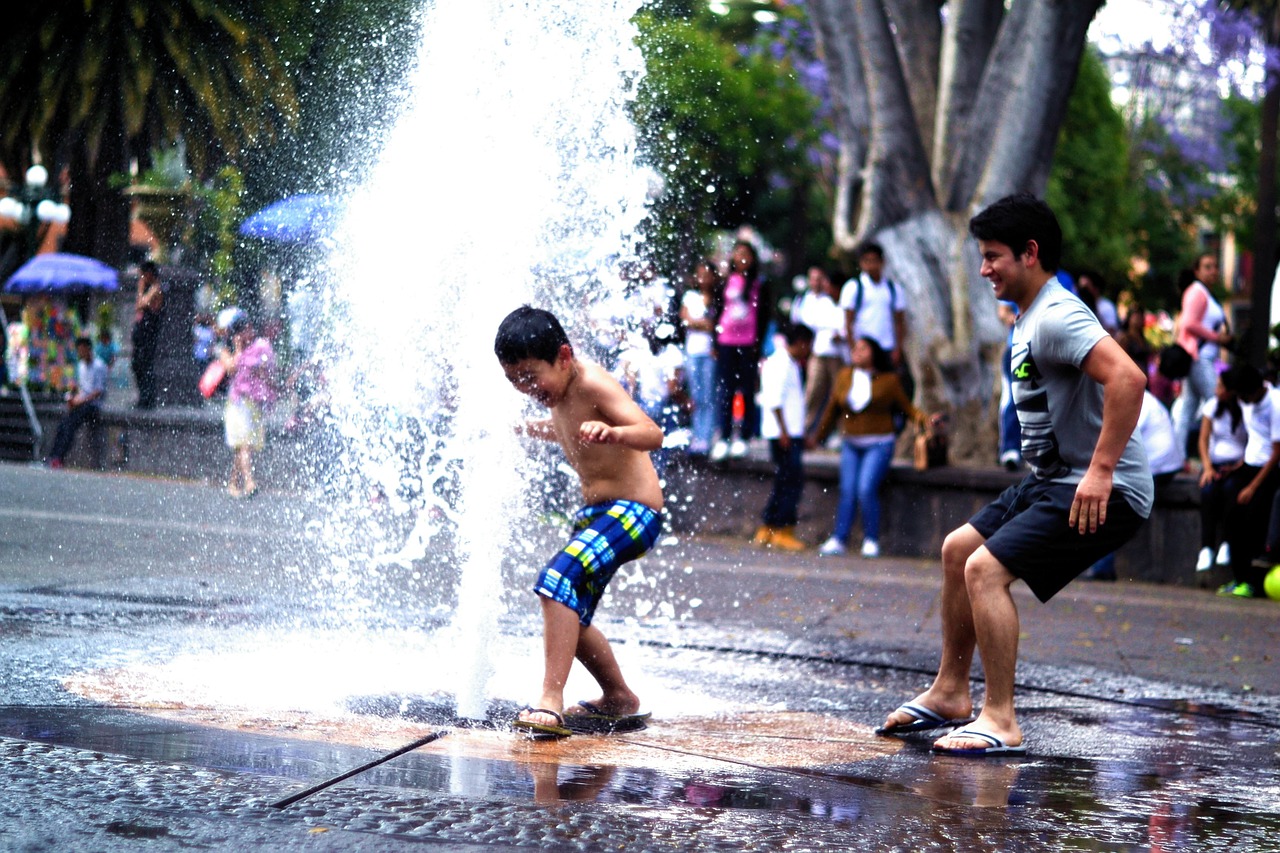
top-left (932, 547), bottom-right (1022, 750)
top-left (881, 523), bottom-right (985, 730)
top-left (519, 597), bottom-right (583, 726)
top-left (565, 622), bottom-right (641, 717)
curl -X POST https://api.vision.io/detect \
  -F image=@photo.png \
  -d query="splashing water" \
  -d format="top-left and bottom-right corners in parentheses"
top-left (317, 0), bottom-right (653, 718)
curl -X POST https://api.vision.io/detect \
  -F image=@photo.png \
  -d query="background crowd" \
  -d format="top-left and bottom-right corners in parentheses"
top-left (596, 234), bottom-right (1279, 601)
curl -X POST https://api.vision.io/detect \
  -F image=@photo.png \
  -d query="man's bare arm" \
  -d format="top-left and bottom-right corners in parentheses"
top-left (1072, 336), bottom-right (1146, 533)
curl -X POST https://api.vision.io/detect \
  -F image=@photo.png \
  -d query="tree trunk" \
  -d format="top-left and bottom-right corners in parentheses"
top-left (808, 0), bottom-right (1106, 463)
top-left (62, 93), bottom-right (130, 268)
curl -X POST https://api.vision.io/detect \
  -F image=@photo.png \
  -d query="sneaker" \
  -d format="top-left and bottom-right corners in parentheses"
top-left (710, 441), bottom-right (730, 462)
top-left (47, 458), bottom-right (63, 470)
top-left (1216, 542), bottom-right (1231, 566)
top-left (1231, 583), bottom-right (1259, 599)
top-left (769, 527), bottom-right (806, 551)
top-left (729, 439), bottom-right (748, 458)
top-left (1196, 547), bottom-right (1213, 572)
top-left (818, 537), bottom-right (846, 556)
top-left (860, 539), bottom-right (880, 558)
top-left (751, 525), bottom-right (774, 546)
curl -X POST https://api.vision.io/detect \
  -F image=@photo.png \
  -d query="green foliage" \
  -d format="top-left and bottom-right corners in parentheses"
top-left (1047, 49), bottom-right (1134, 291)
top-left (631, 9), bottom-right (824, 276)
top-left (1127, 116), bottom-right (1212, 310)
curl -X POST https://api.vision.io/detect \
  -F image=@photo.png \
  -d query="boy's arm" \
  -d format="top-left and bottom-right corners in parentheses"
top-left (579, 373), bottom-right (663, 451)
top-left (1239, 442), bottom-right (1280, 505)
top-left (1073, 336), bottom-right (1147, 534)
top-left (517, 419), bottom-right (558, 441)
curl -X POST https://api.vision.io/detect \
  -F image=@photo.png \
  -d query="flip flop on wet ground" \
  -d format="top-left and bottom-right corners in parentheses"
top-left (874, 702), bottom-right (976, 736)
top-left (564, 700), bottom-right (651, 733)
top-left (930, 727), bottom-right (1027, 757)
top-left (512, 707), bottom-right (572, 739)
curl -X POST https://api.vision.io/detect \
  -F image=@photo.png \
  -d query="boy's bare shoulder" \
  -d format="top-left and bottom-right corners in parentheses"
top-left (573, 359), bottom-right (627, 398)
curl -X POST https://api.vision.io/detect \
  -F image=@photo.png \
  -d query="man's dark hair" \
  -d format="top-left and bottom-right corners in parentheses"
top-left (968, 193), bottom-right (1063, 271)
top-left (857, 241), bottom-right (884, 260)
top-left (74, 336), bottom-right (92, 349)
top-left (494, 305), bottom-right (571, 364)
top-left (782, 323), bottom-right (814, 346)
top-left (139, 260), bottom-right (159, 277)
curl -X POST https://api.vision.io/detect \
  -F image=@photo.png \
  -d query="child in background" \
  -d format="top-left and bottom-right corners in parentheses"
top-left (752, 323), bottom-right (814, 551)
top-left (1196, 371), bottom-right (1246, 572)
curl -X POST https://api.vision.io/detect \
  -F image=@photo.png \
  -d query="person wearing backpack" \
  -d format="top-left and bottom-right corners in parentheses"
top-left (840, 242), bottom-right (908, 371)
top-left (840, 242), bottom-right (913, 434)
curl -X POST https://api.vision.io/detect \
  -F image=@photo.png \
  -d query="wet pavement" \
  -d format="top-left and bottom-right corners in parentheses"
top-left (2, 464), bottom-right (1279, 851)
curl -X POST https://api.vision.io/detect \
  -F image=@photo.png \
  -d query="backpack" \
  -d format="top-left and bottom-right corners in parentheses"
top-left (850, 276), bottom-right (898, 315)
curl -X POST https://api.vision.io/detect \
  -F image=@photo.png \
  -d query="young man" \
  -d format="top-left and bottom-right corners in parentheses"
top-left (495, 306), bottom-right (664, 738)
top-left (47, 336), bottom-right (109, 468)
top-left (753, 323), bottom-right (814, 551)
top-left (877, 194), bottom-right (1151, 756)
top-left (840, 242), bottom-right (908, 369)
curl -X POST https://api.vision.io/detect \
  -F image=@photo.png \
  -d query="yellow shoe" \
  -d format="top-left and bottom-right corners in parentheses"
top-left (768, 527), bottom-right (806, 551)
top-left (752, 525), bottom-right (775, 546)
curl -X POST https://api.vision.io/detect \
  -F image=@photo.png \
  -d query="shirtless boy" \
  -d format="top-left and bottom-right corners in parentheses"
top-left (495, 306), bottom-right (665, 737)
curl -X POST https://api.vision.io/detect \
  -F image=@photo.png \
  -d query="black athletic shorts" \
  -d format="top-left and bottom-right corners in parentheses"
top-left (969, 476), bottom-right (1147, 603)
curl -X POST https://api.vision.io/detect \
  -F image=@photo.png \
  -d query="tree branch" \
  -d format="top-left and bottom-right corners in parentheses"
top-left (947, 0), bottom-right (1104, 212)
top-left (852, 0), bottom-right (937, 242)
top-left (807, 0), bottom-right (870, 251)
top-left (934, 0), bottom-right (1003, 202)
top-left (884, 0), bottom-right (944, 165)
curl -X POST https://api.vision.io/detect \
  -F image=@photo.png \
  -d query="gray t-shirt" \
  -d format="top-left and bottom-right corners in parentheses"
top-left (1011, 278), bottom-right (1154, 518)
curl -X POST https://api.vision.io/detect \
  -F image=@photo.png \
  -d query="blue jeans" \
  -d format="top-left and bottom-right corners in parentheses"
top-left (762, 438), bottom-right (805, 527)
top-left (686, 352), bottom-right (716, 452)
top-left (833, 437), bottom-right (895, 543)
top-left (716, 345), bottom-right (759, 441)
top-left (1175, 354), bottom-right (1216, 454)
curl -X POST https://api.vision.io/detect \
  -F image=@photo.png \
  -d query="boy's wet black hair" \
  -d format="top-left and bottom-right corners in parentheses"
top-left (782, 322), bottom-right (815, 346)
top-left (494, 305), bottom-right (571, 365)
top-left (968, 192), bottom-right (1063, 271)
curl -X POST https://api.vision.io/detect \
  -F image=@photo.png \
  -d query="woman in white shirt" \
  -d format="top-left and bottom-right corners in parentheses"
top-left (1196, 371), bottom-right (1247, 571)
top-left (679, 260), bottom-right (721, 456)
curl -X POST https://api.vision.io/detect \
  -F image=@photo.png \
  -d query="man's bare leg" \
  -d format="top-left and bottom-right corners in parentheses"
top-left (563, 623), bottom-right (640, 717)
top-left (880, 524), bottom-right (985, 730)
top-left (518, 597), bottom-right (582, 727)
top-left (933, 546), bottom-right (1022, 750)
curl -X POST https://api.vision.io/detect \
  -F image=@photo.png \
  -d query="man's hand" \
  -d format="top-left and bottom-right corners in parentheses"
top-left (777, 433), bottom-right (792, 452)
top-left (579, 421), bottom-right (618, 444)
top-left (1069, 467), bottom-right (1114, 534)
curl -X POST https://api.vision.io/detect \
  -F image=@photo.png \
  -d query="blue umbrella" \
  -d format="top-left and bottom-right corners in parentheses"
top-left (239, 193), bottom-right (342, 243)
top-left (3, 252), bottom-right (119, 294)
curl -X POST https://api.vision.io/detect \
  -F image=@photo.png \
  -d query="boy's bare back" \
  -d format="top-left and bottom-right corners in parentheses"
top-left (544, 358), bottom-right (664, 511)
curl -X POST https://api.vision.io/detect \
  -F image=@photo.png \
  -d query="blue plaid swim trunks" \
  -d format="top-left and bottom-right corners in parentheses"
top-left (534, 499), bottom-right (663, 626)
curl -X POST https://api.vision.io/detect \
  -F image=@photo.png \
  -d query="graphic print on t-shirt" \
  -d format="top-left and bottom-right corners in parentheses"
top-left (1010, 341), bottom-right (1071, 479)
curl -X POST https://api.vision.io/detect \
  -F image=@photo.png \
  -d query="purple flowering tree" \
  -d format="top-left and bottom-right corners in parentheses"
top-left (802, 0), bottom-right (1104, 461)
top-left (1118, 0), bottom-right (1280, 364)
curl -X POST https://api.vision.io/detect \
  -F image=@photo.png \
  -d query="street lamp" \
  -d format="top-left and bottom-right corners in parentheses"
top-left (0, 165), bottom-right (72, 271)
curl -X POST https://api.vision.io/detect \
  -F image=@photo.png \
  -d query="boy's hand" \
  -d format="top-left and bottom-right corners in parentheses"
top-left (579, 421), bottom-right (617, 444)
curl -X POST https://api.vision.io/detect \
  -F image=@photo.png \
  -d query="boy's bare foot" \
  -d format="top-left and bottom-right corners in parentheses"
top-left (517, 707), bottom-right (565, 727)
top-left (563, 692), bottom-right (641, 719)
